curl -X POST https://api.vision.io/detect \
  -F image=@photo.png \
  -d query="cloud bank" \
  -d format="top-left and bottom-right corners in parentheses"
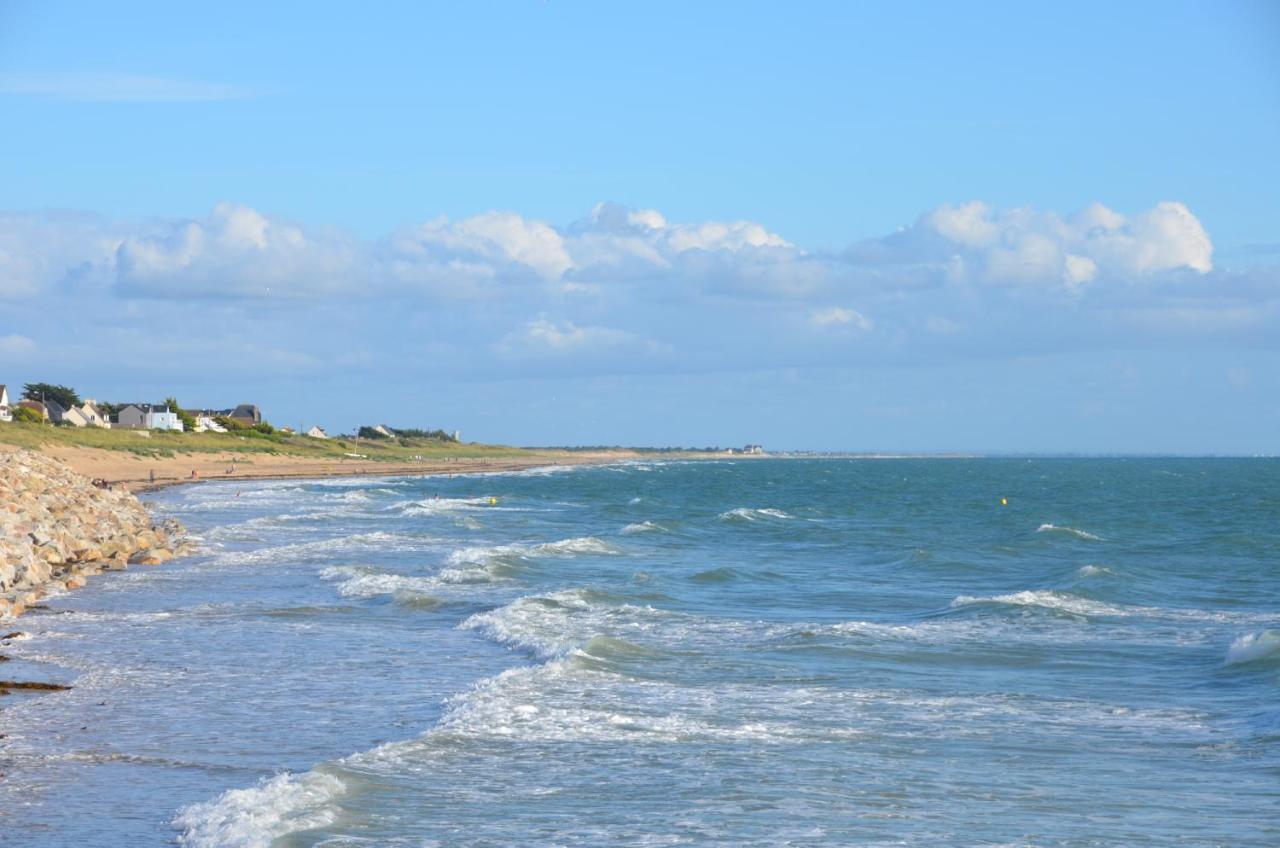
top-left (0, 198), bottom-right (1271, 387)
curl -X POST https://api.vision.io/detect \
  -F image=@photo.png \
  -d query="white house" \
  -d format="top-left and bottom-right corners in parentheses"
top-left (0, 385), bottom-right (10, 422)
top-left (116, 404), bottom-right (185, 431)
top-left (194, 415), bottom-right (227, 433)
top-left (372, 424), bottom-right (394, 438)
top-left (306, 425), bottom-right (329, 439)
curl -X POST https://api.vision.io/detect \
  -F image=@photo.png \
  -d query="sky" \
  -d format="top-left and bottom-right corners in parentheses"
top-left (0, 0), bottom-right (1277, 453)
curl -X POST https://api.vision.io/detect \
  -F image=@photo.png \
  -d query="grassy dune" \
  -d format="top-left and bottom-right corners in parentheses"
top-left (0, 421), bottom-right (533, 462)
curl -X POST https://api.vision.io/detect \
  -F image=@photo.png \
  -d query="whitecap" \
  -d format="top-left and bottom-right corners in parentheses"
top-left (173, 770), bottom-right (347, 848)
top-left (950, 590), bottom-right (1131, 617)
top-left (621, 521), bottom-right (662, 534)
top-left (718, 507), bottom-right (794, 522)
top-left (1037, 523), bottom-right (1105, 541)
top-left (1226, 630), bottom-right (1280, 665)
top-left (445, 536), bottom-right (616, 567)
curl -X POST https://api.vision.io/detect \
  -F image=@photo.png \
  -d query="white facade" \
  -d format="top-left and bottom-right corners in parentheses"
top-left (77, 402), bottom-right (111, 428)
top-left (149, 409), bottom-right (184, 431)
top-left (195, 415), bottom-right (227, 433)
top-left (61, 406), bottom-right (91, 427)
top-left (0, 385), bottom-right (10, 423)
top-left (116, 404), bottom-right (184, 431)
top-left (306, 425), bottom-right (329, 439)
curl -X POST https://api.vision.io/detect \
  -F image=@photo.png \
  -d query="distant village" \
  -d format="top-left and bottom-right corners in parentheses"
top-left (0, 382), bottom-right (459, 443)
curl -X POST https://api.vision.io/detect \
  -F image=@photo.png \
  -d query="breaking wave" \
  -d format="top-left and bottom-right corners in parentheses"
top-left (1037, 524), bottom-right (1105, 541)
top-left (1226, 630), bottom-right (1280, 666)
top-left (718, 507), bottom-right (793, 522)
top-left (950, 590), bottom-right (1131, 618)
top-left (446, 536), bottom-right (616, 566)
top-left (173, 770), bottom-right (347, 848)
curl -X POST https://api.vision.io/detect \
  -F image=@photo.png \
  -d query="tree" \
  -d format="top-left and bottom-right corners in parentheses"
top-left (12, 405), bottom-right (43, 424)
top-left (164, 397), bottom-right (198, 432)
top-left (358, 425), bottom-right (390, 439)
top-left (22, 383), bottom-right (80, 409)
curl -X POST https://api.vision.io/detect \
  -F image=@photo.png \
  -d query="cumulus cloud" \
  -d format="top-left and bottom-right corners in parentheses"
top-left (115, 203), bottom-right (358, 298)
top-left (0, 198), bottom-right (1262, 376)
top-left (859, 200), bottom-right (1213, 289)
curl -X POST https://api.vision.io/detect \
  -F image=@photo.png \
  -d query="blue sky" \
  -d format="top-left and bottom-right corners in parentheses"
top-left (0, 1), bottom-right (1277, 452)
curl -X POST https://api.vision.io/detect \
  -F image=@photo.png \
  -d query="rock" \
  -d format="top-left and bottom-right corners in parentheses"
top-left (0, 680), bottom-right (72, 691)
top-left (0, 450), bottom-right (188, 617)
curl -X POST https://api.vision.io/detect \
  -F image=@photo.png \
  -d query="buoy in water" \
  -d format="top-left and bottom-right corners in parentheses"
top-left (1000, 497), bottom-right (1008, 506)
top-left (488, 497), bottom-right (497, 506)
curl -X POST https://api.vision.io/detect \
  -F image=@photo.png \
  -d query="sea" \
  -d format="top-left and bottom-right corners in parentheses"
top-left (1, 458), bottom-right (1277, 847)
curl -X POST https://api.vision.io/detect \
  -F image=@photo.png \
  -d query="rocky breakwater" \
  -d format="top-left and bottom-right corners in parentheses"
top-left (1, 450), bottom-right (190, 618)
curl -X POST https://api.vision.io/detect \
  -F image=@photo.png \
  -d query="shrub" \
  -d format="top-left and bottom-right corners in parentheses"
top-left (12, 406), bottom-right (43, 424)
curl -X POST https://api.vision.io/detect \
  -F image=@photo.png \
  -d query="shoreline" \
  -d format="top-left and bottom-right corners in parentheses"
top-left (0, 444), bottom-right (674, 494)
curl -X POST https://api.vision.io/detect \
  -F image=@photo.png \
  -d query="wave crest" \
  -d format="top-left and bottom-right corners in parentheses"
top-left (718, 507), bottom-right (793, 522)
top-left (173, 770), bottom-right (346, 848)
top-left (1226, 630), bottom-right (1280, 666)
top-left (951, 590), bottom-right (1130, 618)
top-left (1037, 523), bottom-right (1105, 541)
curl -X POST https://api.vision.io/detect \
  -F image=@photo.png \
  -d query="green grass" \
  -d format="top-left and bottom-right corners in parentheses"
top-left (0, 421), bottom-right (538, 461)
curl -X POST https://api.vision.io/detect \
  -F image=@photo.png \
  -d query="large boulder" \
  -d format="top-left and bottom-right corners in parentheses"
top-left (0, 450), bottom-right (188, 617)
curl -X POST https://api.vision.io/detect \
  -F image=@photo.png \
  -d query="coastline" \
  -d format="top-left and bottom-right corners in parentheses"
top-left (0, 444), bottom-right (660, 494)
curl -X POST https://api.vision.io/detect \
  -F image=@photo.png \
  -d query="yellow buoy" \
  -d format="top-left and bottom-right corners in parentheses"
top-left (489, 497), bottom-right (497, 506)
top-left (1000, 497), bottom-right (1008, 506)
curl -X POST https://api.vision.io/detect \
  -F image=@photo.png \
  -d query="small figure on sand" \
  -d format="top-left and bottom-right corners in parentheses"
top-left (149, 469), bottom-right (155, 483)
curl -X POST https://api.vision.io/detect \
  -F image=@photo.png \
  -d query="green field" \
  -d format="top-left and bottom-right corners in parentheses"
top-left (0, 421), bottom-right (536, 461)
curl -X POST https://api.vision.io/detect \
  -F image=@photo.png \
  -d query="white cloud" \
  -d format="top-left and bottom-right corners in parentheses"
top-left (0, 72), bottom-right (257, 102)
top-left (870, 200), bottom-right (1213, 289)
top-left (0, 211), bottom-right (121, 298)
top-left (0, 334), bottom-right (36, 356)
top-left (0, 198), bottom-right (1251, 368)
top-left (403, 212), bottom-right (574, 281)
top-left (115, 203), bottom-right (357, 298)
top-left (810, 307), bottom-right (872, 331)
top-left (496, 316), bottom-right (672, 359)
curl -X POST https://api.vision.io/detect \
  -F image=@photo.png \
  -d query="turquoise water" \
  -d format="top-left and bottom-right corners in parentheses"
top-left (2, 458), bottom-right (1278, 846)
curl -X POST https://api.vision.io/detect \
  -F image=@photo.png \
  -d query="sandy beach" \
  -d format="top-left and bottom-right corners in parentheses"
top-left (1, 444), bottom-right (647, 492)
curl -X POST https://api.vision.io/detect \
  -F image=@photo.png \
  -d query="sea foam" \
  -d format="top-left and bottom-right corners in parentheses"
top-left (173, 770), bottom-right (347, 848)
top-left (718, 507), bottom-right (794, 522)
top-left (950, 590), bottom-right (1130, 618)
top-left (1226, 630), bottom-right (1280, 665)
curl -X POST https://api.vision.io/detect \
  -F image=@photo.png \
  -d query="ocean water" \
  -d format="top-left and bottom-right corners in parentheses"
top-left (2, 458), bottom-right (1278, 846)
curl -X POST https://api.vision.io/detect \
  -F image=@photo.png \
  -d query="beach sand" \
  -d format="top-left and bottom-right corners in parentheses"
top-left (0, 444), bottom-right (645, 492)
